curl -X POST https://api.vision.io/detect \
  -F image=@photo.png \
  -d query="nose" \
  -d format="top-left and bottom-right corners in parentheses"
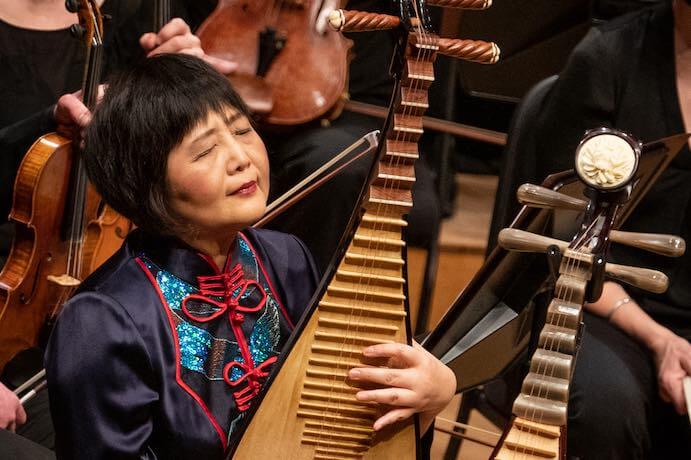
top-left (223, 134), bottom-right (251, 175)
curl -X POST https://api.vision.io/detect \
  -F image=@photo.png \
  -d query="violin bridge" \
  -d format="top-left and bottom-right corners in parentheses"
top-left (46, 274), bottom-right (81, 287)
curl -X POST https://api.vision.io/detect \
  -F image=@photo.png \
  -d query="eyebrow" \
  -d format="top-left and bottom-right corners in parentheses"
top-left (223, 111), bottom-right (244, 125)
top-left (190, 127), bottom-right (216, 145)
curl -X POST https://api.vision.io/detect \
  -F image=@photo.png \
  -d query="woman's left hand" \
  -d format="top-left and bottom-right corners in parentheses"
top-left (139, 18), bottom-right (237, 75)
top-left (348, 341), bottom-right (456, 433)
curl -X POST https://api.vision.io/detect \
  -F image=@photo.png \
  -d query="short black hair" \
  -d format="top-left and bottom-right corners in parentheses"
top-left (83, 53), bottom-right (249, 236)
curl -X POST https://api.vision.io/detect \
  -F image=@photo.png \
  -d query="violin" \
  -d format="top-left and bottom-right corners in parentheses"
top-left (0, 0), bottom-right (129, 369)
top-left (196, 0), bottom-right (351, 127)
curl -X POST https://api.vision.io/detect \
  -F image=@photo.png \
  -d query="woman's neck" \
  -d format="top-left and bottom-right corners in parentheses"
top-left (0, 0), bottom-right (79, 30)
top-left (179, 230), bottom-right (240, 272)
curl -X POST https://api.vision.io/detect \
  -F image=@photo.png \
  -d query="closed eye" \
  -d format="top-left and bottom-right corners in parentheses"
top-left (194, 144), bottom-right (217, 161)
top-left (232, 126), bottom-right (253, 136)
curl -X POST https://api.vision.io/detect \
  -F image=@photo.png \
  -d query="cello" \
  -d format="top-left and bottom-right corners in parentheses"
top-left (0, 0), bottom-right (129, 368)
top-left (196, 0), bottom-right (351, 127)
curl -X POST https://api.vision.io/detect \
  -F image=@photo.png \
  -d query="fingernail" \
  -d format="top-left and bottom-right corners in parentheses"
top-left (349, 369), bottom-right (361, 379)
top-left (355, 392), bottom-right (369, 401)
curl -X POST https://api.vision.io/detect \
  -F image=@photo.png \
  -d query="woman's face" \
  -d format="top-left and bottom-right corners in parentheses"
top-left (165, 108), bottom-right (269, 237)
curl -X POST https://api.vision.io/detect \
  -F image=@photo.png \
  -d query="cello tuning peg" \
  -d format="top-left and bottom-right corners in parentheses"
top-left (69, 24), bottom-right (85, 39)
top-left (498, 228), bottom-right (568, 253)
top-left (436, 38), bottom-right (500, 64)
top-left (427, 0), bottom-right (493, 9)
top-left (65, 0), bottom-right (79, 14)
top-left (328, 9), bottom-right (401, 33)
top-left (605, 263), bottom-right (668, 294)
top-left (609, 231), bottom-right (686, 258)
top-left (517, 184), bottom-right (587, 212)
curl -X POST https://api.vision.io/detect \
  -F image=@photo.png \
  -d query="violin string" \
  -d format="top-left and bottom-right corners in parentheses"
top-left (76, 25), bottom-right (103, 282)
top-left (64, 8), bottom-right (105, 317)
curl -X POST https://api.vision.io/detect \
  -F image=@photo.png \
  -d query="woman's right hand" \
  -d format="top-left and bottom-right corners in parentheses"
top-left (0, 382), bottom-right (26, 432)
top-left (649, 329), bottom-right (691, 415)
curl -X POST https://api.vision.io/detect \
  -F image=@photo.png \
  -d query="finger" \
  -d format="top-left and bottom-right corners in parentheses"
top-left (372, 407), bottom-right (416, 431)
top-left (362, 343), bottom-right (422, 368)
top-left (202, 55), bottom-right (238, 75)
top-left (349, 367), bottom-right (412, 389)
top-left (659, 386), bottom-right (672, 403)
top-left (55, 94), bottom-right (91, 128)
top-left (139, 32), bottom-right (157, 52)
top-left (15, 402), bottom-right (27, 426)
top-left (355, 387), bottom-right (418, 407)
top-left (156, 18), bottom-right (193, 46)
top-left (147, 35), bottom-right (201, 56)
top-left (7, 421), bottom-right (16, 433)
top-left (179, 48), bottom-right (205, 58)
top-left (663, 377), bottom-right (686, 415)
top-left (680, 354), bottom-right (691, 376)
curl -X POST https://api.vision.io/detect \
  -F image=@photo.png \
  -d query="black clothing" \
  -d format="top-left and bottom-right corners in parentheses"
top-left (568, 313), bottom-right (691, 459)
top-left (0, 429), bottom-right (54, 460)
top-left (344, 0), bottom-right (396, 106)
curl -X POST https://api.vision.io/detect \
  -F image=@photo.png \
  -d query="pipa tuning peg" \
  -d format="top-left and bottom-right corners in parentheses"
top-left (606, 263), bottom-right (668, 294)
top-left (498, 228), bottom-right (568, 253)
top-left (437, 38), bottom-right (500, 64)
top-left (498, 229), bottom-right (669, 293)
top-left (517, 184), bottom-right (587, 211)
top-left (609, 231), bottom-right (685, 258)
top-left (328, 10), bottom-right (400, 32)
top-left (427, 0), bottom-right (493, 9)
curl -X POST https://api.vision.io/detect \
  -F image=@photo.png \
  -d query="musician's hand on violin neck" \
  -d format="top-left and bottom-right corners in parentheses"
top-left (347, 341), bottom-right (456, 434)
top-left (650, 329), bottom-right (691, 415)
top-left (0, 382), bottom-right (26, 433)
top-left (139, 18), bottom-right (237, 75)
top-left (53, 85), bottom-right (104, 142)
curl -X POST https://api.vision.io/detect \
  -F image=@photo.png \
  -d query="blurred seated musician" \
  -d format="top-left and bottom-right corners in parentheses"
top-left (529, 0), bottom-right (691, 457)
top-left (44, 54), bottom-right (456, 459)
top-left (264, 0), bottom-right (441, 273)
top-left (0, 0), bottom-right (235, 268)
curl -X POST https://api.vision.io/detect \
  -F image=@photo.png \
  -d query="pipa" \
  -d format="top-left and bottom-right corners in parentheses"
top-left (227, 0), bottom-right (499, 458)
top-left (489, 128), bottom-right (686, 459)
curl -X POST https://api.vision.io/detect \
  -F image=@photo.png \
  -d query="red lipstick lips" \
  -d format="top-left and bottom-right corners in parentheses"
top-left (232, 181), bottom-right (257, 196)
